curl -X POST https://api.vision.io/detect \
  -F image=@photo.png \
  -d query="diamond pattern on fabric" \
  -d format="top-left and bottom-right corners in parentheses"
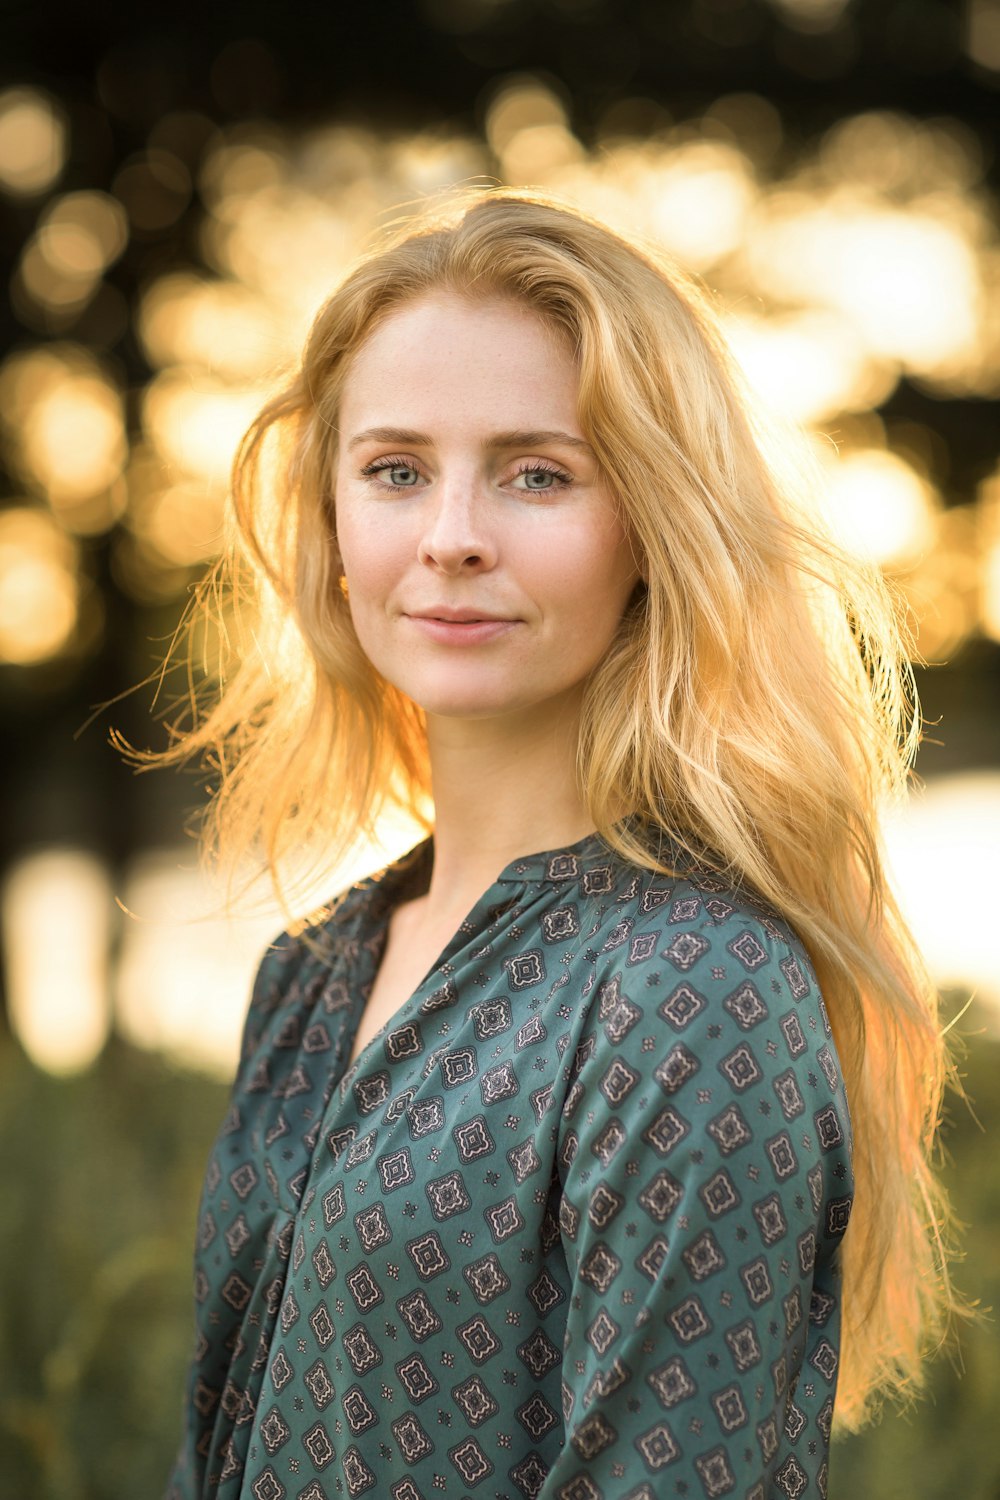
top-left (165, 834), bottom-right (852, 1499)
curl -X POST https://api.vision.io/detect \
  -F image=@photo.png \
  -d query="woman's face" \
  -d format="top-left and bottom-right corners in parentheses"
top-left (334, 291), bottom-right (641, 729)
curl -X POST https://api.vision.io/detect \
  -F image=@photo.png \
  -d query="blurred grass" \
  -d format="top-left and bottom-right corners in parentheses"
top-left (0, 1037), bottom-right (227, 1500)
top-left (832, 1007), bottom-right (1000, 1500)
top-left (0, 1017), bottom-right (996, 1499)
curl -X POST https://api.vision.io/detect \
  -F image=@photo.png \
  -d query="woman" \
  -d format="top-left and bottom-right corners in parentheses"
top-left (155, 190), bottom-right (954, 1499)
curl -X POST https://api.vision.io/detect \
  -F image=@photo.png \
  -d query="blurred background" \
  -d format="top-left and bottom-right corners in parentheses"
top-left (0, 1), bottom-right (998, 1496)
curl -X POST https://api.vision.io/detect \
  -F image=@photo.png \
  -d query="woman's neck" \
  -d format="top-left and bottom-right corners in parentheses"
top-left (420, 693), bottom-right (594, 917)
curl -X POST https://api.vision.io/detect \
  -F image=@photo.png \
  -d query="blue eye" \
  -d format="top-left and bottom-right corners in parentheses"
top-left (384, 465), bottom-right (419, 487)
top-left (361, 460), bottom-right (421, 489)
top-left (511, 464), bottom-right (572, 492)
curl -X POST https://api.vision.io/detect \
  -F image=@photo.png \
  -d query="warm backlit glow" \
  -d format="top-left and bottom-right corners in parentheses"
top-left (979, 465), bottom-right (1000, 642)
top-left (19, 240), bottom-right (94, 314)
top-left (23, 376), bottom-right (126, 502)
top-left (5, 788), bottom-right (988, 1081)
top-left (138, 272), bottom-right (282, 379)
top-left (131, 476), bottom-right (227, 567)
top-left (0, 346), bottom-right (127, 532)
top-left (485, 75), bottom-right (582, 183)
top-left (5, 781), bottom-right (992, 1079)
top-left (0, 507), bottom-right (79, 664)
top-left (3, 849), bottom-right (112, 1074)
top-left (485, 76), bottom-right (570, 158)
top-left (115, 814), bottom-right (421, 1076)
top-left (821, 448), bottom-right (938, 567)
top-left (38, 190), bottom-right (128, 274)
top-left (499, 122), bottom-right (584, 183)
top-left (114, 853), bottom-right (282, 1075)
top-left (199, 136), bottom-right (286, 206)
top-left (726, 310), bottom-right (895, 424)
top-left (883, 773), bottom-right (1000, 1026)
top-left (205, 187), bottom-right (362, 335)
top-left (130, 108), bottom-right (998, 663)
top-left (0, 87), bottom-right (66, 196)
top-left (143, 370), bottom-right (263, 483)
top-left (896, 505), bottom-right (979, 661)
top-left (644, 142), bottom-right (755, 270)
top-left (0, 102), bottom-right (993, 662)
top-left (746, 195), bottom-right (981, 376)
top-left (983, 541), bottom-right (1000, 642)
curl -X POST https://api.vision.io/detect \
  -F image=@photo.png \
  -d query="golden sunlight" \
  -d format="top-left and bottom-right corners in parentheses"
top-left (38, 188), bottom-right (128, 282)
top-left (114, 852), bottom-right (282, 1075)
top-left (725, 309), bottom-right (894, 424)
top-left (115, 813), bottom-right (422, 1077)
top-left (143, 370), bottom-right (263, 483)
top-left (111, 107), bottom-right (997, 667)
top-left (0, 86), bottom-right (66, 196)
top-left (3, 849), bottom-right (112, 1074)
top-left (0, 507), bottom-right (79, 664)
top-left (138, 272), bottom-right (282, 380)
top-left (0, 346), bottom-right (127, 533)
top-left (745, 195), bottom-right (982, 377)
top-left (883, 773), bottom-right (1000, 1024)
top-left (821, 449), bottom-right (938, 567)
top-left (3, 790), bottom-right (985, 1082)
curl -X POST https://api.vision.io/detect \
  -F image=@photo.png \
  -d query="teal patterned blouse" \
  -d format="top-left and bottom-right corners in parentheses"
top-left (166, 833), bottom-right (853, 1500)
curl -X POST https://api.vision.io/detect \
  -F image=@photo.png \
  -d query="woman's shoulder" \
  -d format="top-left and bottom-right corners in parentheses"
top-left (580, 843), bottom-right (836, 1078)
top-left (591, 840), bottom-right (816, 975)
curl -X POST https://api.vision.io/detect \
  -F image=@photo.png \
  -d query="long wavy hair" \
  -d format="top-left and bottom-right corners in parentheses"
top-left (135, 188), bottom-right (958, 1429)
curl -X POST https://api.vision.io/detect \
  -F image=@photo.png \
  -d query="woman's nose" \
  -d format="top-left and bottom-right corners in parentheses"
top-left (416, 478), bottom-right (498, 574)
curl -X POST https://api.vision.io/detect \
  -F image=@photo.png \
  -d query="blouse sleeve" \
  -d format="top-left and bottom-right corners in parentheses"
top-left (547, 909), bottom-right (853, 1499)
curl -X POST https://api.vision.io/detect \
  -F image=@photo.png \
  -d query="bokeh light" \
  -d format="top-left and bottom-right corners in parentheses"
top-left (0, 507), bottom-right (79, 664)
top-left (821, 448), bottom-right (938, 568)
top-left (726, 309), bottom-right (895, 424)
top-left (120, 94), bottom-right (998, 655)
top-left (980, 464), bottom-right (1000, 643)
top-left (143, 370), bottom-right (262, 484)
top-left (138, 272), bottom-right (281, 380)
top-left (2, 849), bottom-right (112, 1073)
top-left (16, 190), bottom-right (129, 328)
top-left (0, 24), bottom-right (994, 1499)
top-left (0, 75), bottom-right (998, 1071)
top-left (113, 852), bottom-right (281, 1075)
top-left (884, 772), bottom-right (1000, 1024)
top-left (744, 194), bottom-right (981, 378)
top-left (0, 86), bottom-right (67, 196)
top-left (113, 810), bottom-right (422, 1077)
top-left (965, 0), bottom-right (1000, 71)
top-left (0, 346), bottom-right (127, 533)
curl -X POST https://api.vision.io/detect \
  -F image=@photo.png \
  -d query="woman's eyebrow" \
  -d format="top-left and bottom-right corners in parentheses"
top-left (487, 429), bottom-right (596, 456)
top-left (347, 425), bottom-right (595, 456)
top-left (348, 426), bottom-right (432, 449)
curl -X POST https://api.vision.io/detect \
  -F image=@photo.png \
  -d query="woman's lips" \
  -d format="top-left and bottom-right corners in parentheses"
top-left (406, 614), bottom-right (519, 645)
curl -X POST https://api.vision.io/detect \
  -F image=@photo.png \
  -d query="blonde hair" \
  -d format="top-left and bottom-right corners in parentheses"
top-left (137, 188), bottom-right (957, 1429)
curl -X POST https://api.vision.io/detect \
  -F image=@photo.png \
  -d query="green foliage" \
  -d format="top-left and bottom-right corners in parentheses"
top-left (832, 1016), bottom-right (1000, 1500)
top-left (1, 1024), bottom-right (997, 1499)
top-left (0, 1039), bottom-right (226, 1500)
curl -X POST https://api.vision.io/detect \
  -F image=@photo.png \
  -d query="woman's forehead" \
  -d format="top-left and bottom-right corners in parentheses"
top-left (336, 292), bottom-right (583, 437)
